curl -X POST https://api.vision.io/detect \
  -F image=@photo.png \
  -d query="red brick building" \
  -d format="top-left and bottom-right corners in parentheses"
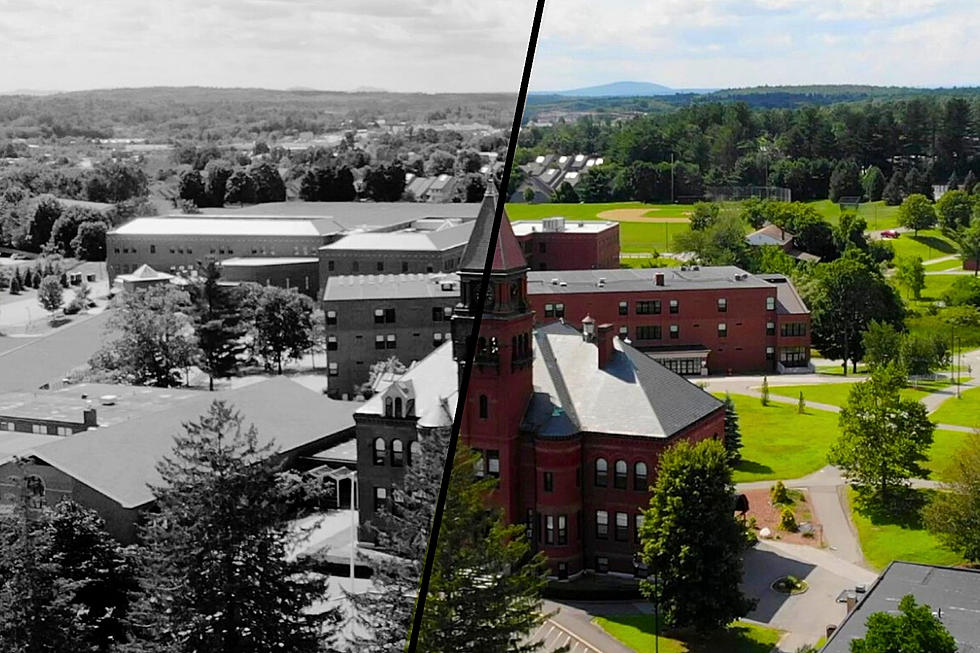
top-left (526, 267), bottom-right (812, 375)
top-left (512, 218), bottom-right (620, 271)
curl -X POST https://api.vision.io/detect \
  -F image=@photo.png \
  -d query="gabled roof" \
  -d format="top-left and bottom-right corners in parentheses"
top-left (458, 182), bottom-right (527, 273)
top-left (523, 322), bottom-right (722, 438)
top-left (116, 264), bottom-right (174, 282)
top-left (28, 378), bottom-right (356, 509)
top-left (356, 342), bottom-right (458, 426)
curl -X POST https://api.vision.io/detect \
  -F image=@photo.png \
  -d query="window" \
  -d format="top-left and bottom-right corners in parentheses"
top-left (327, 361), bottom-right (338, 376)
top-left (376, 261), bottom-right (384, 272)
top-left (479, 394), bottom-right (488, 419)
top-left (391, 439), bottom-right (404, 467)
top-left (328, 260), bottom-right (335, 272)
top-left (374, 309), bottom-right (385, 324)
top-left (595, 510), bottom-right (609, 539)
top-left (327, 335), bottom-right (338, 351)
top-left (718, 323), bottom-right (727, 338)
top-left (669, 324), bottom-right (679, 339)
top-left (375, 335), bottom-right (385, 350)
top-left (669, 299), bottom-right (679, 314)
top-left (555, 303), bottom-right (565, 318)
top-left (486, 450), bottom-right (500, 478)
top-left (326, 310), bottom-right (337, 325)
top-left (57, 426), bottom-right (72, 436)
top-left (373, 486), bottom-right (387, 512)
top-left (614, 460), bottom-right (627, 489)
top-left (545, 515), bottom-right (555, 544)
top-left (766, 296), bottom-right (776, 311)
top-left (433, 332), bottom-right (444, 347)
top-left (386, 334), bottom-right (397, 350)
top-left (766, 321), bottom-right (775, 336)
top-left (33, 424), bottom-right (46, 435)
top-left (0, 422), bottom-right (13, 431)
top-left (474, 450), bottom-right (486, 478)
top-left (636, 325), bottom-right (661, 340)
top-left (781, 322), bottom-right (807, 337)
top-left (525, 509), bottom-right (534, 542)
top-left (557, 515), bottom-right (567, 545)
top-left (618, 301), bottom-right (628, 315)
top-left (352, 261), bottom-right (360, 273)
top-left (780, 346), bottom-right (808, 365)
top-left (594, 458), bottom-right (608, 487)
top-left (596, 556), bottom-right (609, 573)
top-left (615, 512), bottom-right (628, 541)
top-left (717, 298), bottom-right (727, 312)
top-left (543, 472), bottom-right (554, 493)
top-left (432, 307), bottom-right (445, 322)
top-left (619, 325), bottom-right (628, 338)
top-left (636, 300), bottom-right (660, 315)
top-left (635, 514), bottom-right (645, 544)
top-left (544, 303), bottom-right (555, 318)
top-left (409, 440), bottom-right (421, 464)
top-left (150, 245), bottom-right (156, 254)
top-left (766, 346), bottom-right (775, 360)
top-left (634, 462), bottom-right (648, 490)
top-left (373, 438), bottom-right (386, 465)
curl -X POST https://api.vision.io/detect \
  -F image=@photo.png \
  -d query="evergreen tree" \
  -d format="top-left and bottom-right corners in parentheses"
top-left (882, 170), bottom-right (904, 205)
top-left (798, 391), bottom-right (805, 415)
top-left (904, 165), bottom-right (933, 200)
top-left (190, 258), bottom-right (246, 391)
top-left (946, 170), bottom-right (959, 190)
top-left (761, 376), bottom-right (770, 406)
top-left (417, 443), bottom-right (549, 652)
top-left (38, 275), bottom-right (64, 314)
top-left (722, 393), bottom-right (742, 464)
top-left (550, 181), bottom-right (579, 203)
top-left (963, 169), bottom-right (977, 194)
top-left (129, 401), bottom-right (335, 653)
top-left (861, 166), bottom-right (885, 202)
top-left (639, 439), bottom-right (756, 632)
top-left (828, 159), bottom-right (862, 202)
top-left (350, 420), bottom-right (449, 652)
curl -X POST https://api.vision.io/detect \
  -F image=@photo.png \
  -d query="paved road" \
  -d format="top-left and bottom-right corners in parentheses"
top-left (0, 310), bottom-right (110, 392)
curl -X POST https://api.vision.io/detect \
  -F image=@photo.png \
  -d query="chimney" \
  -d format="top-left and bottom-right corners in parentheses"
top-left (845, 593), bottom-right (857, 614)
top-left (581, 314), bottom-right (596, 342)
top-left (597, 323), bottom-right (614, 369)
top-left (82, 408), bottom-right (97, 428)
top-left (655, 272), bottom-right (665, 287)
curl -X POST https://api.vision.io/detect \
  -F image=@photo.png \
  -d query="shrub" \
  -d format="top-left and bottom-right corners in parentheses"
top-left (770, 480), bottom-right (791, 505)
top-left (779, 506), bottom-right (798, 532)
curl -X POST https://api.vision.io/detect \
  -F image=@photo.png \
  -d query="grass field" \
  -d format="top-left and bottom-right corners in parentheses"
top-left (923, 257), bottom-right (964, 272)
top-left (925, 429), bottom-right (973, 480)
top-left (768, 378), bottom-right (955, 409)
top-left (930, 386), bottom-right (980, 429)
top-left (594, 615), bottom-right (781, 653)
top-left (888, 229), bottom-right (959, 262)
top-left (808, 200), bottom-right (901, 230)
top-left (717, 393), bottom-right (839, 482)
top-left (848, 488), bottom-right (963, 570)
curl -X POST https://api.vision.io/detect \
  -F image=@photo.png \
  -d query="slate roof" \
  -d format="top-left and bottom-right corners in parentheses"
top-left (823, 562), bottom-right (980, 653)
top-left (27, 378), bottom-right (356, 509)
top-left (522, 322), bottom-right (722, 438)
top-left (746, 223), bottom-right (794, 247)
top-left (356, 342), bottom-right (458, 428)
top-left (458, 182), bottom-right (527, 272)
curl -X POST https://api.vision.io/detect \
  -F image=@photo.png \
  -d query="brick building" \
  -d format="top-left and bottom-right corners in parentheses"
top-left (512, 218), bottom-right (620, 271)
top-left (322, 273), bottom-right (459, 395)
top-left (527, 267), bottom-right (812, 375)
top-left (357, 185), bottom-right (725, 577)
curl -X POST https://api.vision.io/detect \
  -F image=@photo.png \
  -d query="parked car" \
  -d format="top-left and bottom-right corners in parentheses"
top-left (880, 229), bottom-right (900, 239)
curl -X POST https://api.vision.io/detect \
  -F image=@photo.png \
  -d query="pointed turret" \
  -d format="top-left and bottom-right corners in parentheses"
top-left (458, 180), bottom-right (527, 273)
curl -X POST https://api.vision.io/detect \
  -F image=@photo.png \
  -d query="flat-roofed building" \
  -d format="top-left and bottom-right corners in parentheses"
top-left (322, 273), bottom-right (460, 396)
top-left (512, 218), bottom-right (620, 270)
top-left (219, 257), bottom-right (320, 298)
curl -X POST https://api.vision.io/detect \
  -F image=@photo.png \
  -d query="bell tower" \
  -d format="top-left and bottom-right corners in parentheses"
top-left (451, 180), bottom-right (534, 523)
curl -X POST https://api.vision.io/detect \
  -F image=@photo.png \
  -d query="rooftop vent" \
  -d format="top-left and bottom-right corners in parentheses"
top-left (559, 281), bottom-right (567, 287)
top-left (99, 395), bottom-right (118, 406)
top-left (542, 216), bottom-right (566, 233)
top-left (551, 278), bottom-right (560, 285)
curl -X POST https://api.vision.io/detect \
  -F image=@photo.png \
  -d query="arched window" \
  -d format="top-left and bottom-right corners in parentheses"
top-left (479, 395), bottom-right (488, 419)
top-left (394, 397), bottom-right (403, 417)
top-left (384, 397), bottom-right (394, 418)
top-left (409, 440), bottom-right (421, 465)
top-left (594, 458), bottom-right (608, 487)
top-left (614, 460), bottom-right (627, 489)
top-left (391, 439), bottom-right (404, 467)
top-left (373, 438), bottom-right (386, 465)
top-left (634, 462), bottom-right (648, 491)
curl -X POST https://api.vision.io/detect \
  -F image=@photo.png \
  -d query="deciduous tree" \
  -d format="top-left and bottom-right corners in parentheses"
top-left (897, 193), bottom-right (936, 236)
top-left (850, 595), bottom-right (955, 653)
top-left (37, 274), bottom-right (64, 314)
top-left (925, 431), bottom-right (980, 562)
top-left (252, 286), bottom-right (314, 374)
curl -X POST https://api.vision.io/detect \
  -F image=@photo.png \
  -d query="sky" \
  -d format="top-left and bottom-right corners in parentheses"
top-left (531, 0), bottom-right (980, 91)
top-left (0, 0), bottom-right (537, 94)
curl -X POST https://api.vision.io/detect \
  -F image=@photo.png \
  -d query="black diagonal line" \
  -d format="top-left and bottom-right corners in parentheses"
top-left (405, 1), bottom-right (547, 650)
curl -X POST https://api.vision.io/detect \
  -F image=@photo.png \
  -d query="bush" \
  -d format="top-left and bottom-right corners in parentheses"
top-left (770, 480), bottom-right (791, 505)
top-left (779, 506), bottom-right (798, 532)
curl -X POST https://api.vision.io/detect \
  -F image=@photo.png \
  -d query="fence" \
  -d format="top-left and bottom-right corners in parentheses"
top-left (705, 185), bottom-right (792, 202)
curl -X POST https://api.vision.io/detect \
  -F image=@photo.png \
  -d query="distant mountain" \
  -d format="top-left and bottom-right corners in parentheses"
top-left (0, 88), bottom-right (64, 96)
top-left (532, 81), bottom-right (718, 98)
top-left (352, 86), bottom-right (389, 94)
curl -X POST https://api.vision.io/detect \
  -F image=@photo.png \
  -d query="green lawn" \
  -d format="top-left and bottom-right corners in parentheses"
top-left (925, 429), bottom-right (972, 480)
top-left (848, 488), bottom-right (963, 570)
top-left (808, 200), bottom-right (901, 230)
top-left (923, 258), bottom-right (964, 272)
top-left (619, 256), bottom-right (682, 269)
top-left (718, 394), bottom-right (839, 482)
top-left (888, 229), bottom-right (959, 262)
top-left (595, 614), bottom-right (781, 653)
top-left (930, 386), bottom-right (980, 429)
top-left (769, 379), bottom-right (954, 409)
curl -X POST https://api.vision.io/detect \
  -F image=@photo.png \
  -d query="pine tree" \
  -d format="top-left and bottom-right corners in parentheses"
top-left (417, 443), bottom-right (550, 652)
top-left (639, 439), bottom-right (756, 632)
top-left (722, 393), bottom-right (742, 464)
top-left (963, 169), bottom-right (977, 194)
top-left (128, 401), bottom-right (336, 653)
top-left (349, 419), bottom-right (450, 652)
top-left (191, 259), bottom-right (246, 391)
top-left (882, 170), bottom-right (904, 206)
